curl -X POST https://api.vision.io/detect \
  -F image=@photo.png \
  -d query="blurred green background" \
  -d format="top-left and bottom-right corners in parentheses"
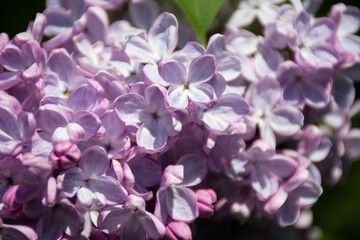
top-left (1, 0), bottom-right (360, 239)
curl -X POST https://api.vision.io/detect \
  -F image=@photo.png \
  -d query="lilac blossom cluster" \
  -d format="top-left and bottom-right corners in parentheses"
top-left (0, 0), bottom-right (360, 239)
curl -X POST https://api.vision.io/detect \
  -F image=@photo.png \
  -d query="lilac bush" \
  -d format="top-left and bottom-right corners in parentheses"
top-left (0, 0), bottom-right (360, 239)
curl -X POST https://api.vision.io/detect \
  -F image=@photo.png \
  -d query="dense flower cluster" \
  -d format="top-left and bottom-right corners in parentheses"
top-left (0, 0), bottom-right (360, 239)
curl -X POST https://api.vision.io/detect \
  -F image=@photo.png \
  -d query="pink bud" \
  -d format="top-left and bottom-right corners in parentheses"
top-left (166, 221), bottom-right (192, 240)
top-left (195, 189), bottom-right (217, 218)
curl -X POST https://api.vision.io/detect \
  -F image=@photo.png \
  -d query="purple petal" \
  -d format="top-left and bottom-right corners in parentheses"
top-left (167, 85), bottom-right (188, 109)
top-left (255, 42), bottom-right (283, 78)
top-left (43, 7), bottom-right (74, 36)
top-left (61, 167), bottom-right (86, 197)
top-left (332, 72), bottom-right (355, 108)
top-left (268, 105), bottom-right (304, 136)
top-left (302, 79), bottom-right (330, 108)
top-left (1, 224), bottom-right (38, 240)
top-left (187, 83), bottom-right (215, 104)
top-left (159, 60), bottom-right (186, 85)
top-left (277, 198), bottom-right (300, 226)
top-left (166, 187), bottom-right (198, 222)
top-left (202, 94), bottom-right (249, 133)
top-left (129, 0), bottom-right (159, 30)
top-left (136, 119), bottom-right (168, 151)
top-left (129, 157), bottom-right (161, 187)
top-left (143, 63), bottom-right (170, 86)
top-left (148, 12), bottom-right (178, 60)
top-left (298, 43), bottom-right (340, 66)
top-left (122, 216), bottom-right (146, 240)
top-left (293, 11), bottom-right (311, 41)
top-left (227, 8), bottom-right (256, 28)
top-left (188, 55), bottom-right (216, 84)
top-left (89, 176), bottom-right (127, 205)
top-left (263, 154), bottom-right (298, 178)
top-left (79, 146), bottom-right (109, 176)
top-left (336, 5), bottom-right (360, 36)
top-left (217, 55), bottom-right (242, 81)
top-left (68, 84), bottom-right (97, 111)
top-left (1, 45), bottom-right (27, 71)
top-left (252, 167), bottom-right (278, 200)
top-left (46, 49), bottom-right (76, 83)
top-left (114, 93), bottom-right (151, 123)
top-left (293, 181), bottom-right (322, 207)
top-left (206, 34), bottom-right (225, 58)
top-left (177, 154), bottom-right (207, 187)
top-left (307, 18), bottom-right (335, 44)
top-left (86, 6), bottom-right (109, 41)
top-left (140, 212), bottom-right (166, 239)
top-left (124, 35), bottom-right (156, 64)
top-left (259, 120), bottom-right (276, 147)
top-left (71, 111), bottom-right (101, 140)
top-left (247, 77), bottom-right (281, 112)
top-left (161, 165), bottom-right (184, 187)
top-left (298, 125), bottom-right (322, 155)
top-left (0, 72), bottom-right (21, 90)
top-left (282, 81), bottom-right (304, 106)
top-left (170, 41), bottom-right (205, 69)
top-left (100, 207), bottom-right (132, 235)
top-left (36, 105), bottom-right (69, 137)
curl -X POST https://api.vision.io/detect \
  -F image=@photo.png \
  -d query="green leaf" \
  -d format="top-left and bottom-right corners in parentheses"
top-left (174, 0), bottom-right (226, 45)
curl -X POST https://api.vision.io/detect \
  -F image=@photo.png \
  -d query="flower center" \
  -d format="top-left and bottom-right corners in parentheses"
top-left (183, 83), bottom-right (188, 90)
top-left (153, 112), bottom-right (159, 119)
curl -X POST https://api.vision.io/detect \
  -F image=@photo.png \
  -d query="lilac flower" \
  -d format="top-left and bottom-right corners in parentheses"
top-left (0, 218), bottom-right (37, 240)
top-left (290, 10), bottom-right (340, 66)
top-left (264, 159), bottom-right (322, 226)
top-left (329, 4), bottom-right (360, 60)
top-left (246, 77), bottom-right (304, 147)
top-left (44, 49), bottom-right (87, 97)
top-left (14, 153), bottom-right (52, 204)
top-left (0, 40), bottom-right (42, 90)
top-left (59, 146), bottom-right (127, 209)
top-left (227, 140), bottom-right (298, 200)
top-left (0, 106), bottom-right (35, 160)
top-left (114, 85), bottom-right (178, 151)
top-left (197, 94), bottom-right (249, 134)
top-left (227, 0), bottom-right (285, 27)
top-left (155, 154), bottom-right (207, 222)
top-left (35, 194), bottom-right (85, 240)
top-left (206, 34), bottom-right (241, 81)
top-left (43, 0), bottom-right (86, 50)
top-left (225, 29), bottom-right (259, 57)
top-left (277, 61), bottom-right (332, 108)
top-left (160, 55), bottom-right (216, 109)
top-left (79, 110), bottom-right (130, 157)
top-left (99, 195), bottom-right (165, 240)
top-left (125, 12), bottom-right (178, 86)
top-left (127, 154), bottom-right (162, 197)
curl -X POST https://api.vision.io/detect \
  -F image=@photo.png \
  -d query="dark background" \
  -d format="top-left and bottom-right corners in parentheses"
top-left (1, 0), bottom-right (360, 239)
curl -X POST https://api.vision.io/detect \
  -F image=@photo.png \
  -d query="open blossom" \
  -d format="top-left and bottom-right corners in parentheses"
top-left (227, 140), bottom-right (298, 200)
top-left (58, 146), bottom-right (127, 209)
top-left (246, 77), bottom-right (304, 147)
top-left (227, 0), bottom-right (285, 28)
top-left (99, 195), bottom-right (165, 240)
top-left (290, 10), bottom-right (340, 66)
top-left (160, 55), bottom-right (216, 109)
top-left (114, 85), bottom-right (179, 151)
